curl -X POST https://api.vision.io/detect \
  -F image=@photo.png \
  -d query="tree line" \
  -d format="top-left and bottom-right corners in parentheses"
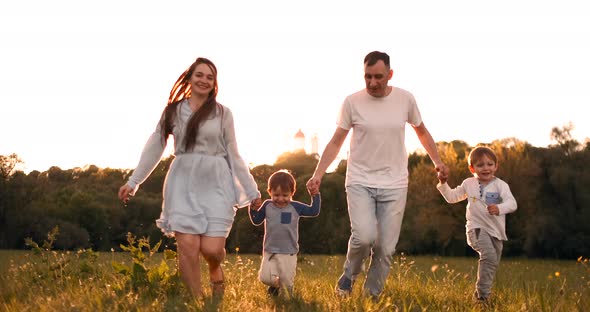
top-left (1, 125), bottom-right (588, 258)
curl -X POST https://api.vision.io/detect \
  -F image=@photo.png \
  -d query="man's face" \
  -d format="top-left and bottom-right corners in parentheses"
top-left (364, 60), bottom-right (392, 97)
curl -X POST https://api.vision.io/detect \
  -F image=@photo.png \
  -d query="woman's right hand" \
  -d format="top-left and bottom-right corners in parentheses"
top-left (118, 184), bottom-right (134, 203)
top-left (250, 197), bottom-right (262, 210)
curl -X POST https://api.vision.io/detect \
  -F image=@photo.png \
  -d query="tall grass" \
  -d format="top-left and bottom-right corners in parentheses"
top-left (0, 233), bottom-right (588, 311)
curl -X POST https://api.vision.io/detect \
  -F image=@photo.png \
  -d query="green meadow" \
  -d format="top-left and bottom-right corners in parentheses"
top-left (0, 236), bottom-right (588, 312)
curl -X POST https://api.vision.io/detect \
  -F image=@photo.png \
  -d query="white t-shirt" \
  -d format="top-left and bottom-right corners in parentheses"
top-left (337, 87), bottom-right (422, 189)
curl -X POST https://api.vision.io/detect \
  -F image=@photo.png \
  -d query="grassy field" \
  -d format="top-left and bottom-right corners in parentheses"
top-left (0, 243), bottom-right (588, 312)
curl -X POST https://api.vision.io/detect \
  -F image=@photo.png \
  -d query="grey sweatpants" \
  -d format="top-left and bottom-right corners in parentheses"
top-left (467, 228), bottom-right (503, 299)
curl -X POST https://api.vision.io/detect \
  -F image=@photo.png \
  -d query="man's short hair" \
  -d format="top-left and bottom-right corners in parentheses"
top-left (364, 51), bottom-right (390, 67)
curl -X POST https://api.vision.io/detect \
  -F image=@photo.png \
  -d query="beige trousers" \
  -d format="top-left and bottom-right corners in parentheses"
top-left (259, 252), bottom-right (297, 294)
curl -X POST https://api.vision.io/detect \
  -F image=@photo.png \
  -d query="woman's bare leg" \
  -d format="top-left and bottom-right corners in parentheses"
top-left (201, 236), bottom-right (227, 294)
top-left (175, 232), bottom-right (202, 297)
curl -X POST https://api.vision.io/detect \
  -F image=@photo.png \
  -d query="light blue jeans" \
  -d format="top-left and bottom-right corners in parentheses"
top-left (342, 184), bottom-right (408, 296)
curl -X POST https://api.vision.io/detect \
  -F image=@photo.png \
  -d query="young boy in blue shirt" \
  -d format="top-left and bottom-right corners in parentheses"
top-left (249, 170), bottom-right (321, 296)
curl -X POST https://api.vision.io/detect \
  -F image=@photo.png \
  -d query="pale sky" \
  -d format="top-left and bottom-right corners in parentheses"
top-left (1, 0), bottom-right (589, 173)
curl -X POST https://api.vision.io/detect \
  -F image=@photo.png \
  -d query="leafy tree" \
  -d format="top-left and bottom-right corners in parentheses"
top-left (0, 153), bottom-right (22, 180)
top-left (550, 122), bottom-right (580, 156)
top-left (0, 154), bottom-right (24, 248)
top-left (2, 124), bottom-right (590, 258)
top-left (250, 164), bottom-right (277, 195)
top-left (304, 171), bottom-right (349, 254)
top-left (334, 159), bottom-right (347, 175)
top-left (403, 143), bottom-right (468, 256)
top-left (273, 150), bottom-right (318, 178)
top-left (535, 140), bottom-right (590, 258)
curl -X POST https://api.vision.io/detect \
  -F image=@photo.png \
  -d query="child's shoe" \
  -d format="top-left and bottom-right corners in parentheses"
top-left (268, 286), bottom-right (280, 297)
top-left (334, 274), bottom-right (354, 297)
top-left (473, 293), bottom-right (490, 308)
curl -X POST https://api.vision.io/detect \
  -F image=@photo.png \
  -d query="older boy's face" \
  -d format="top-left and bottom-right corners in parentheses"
top-left (364, 60), bottom-right (392, 97)
top-left (469, 155), bottom-right (498, 184)
top-left (269, 186), bottom-right (292, 208)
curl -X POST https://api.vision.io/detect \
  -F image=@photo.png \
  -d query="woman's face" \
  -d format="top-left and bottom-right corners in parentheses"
top-left (190, 63), bottom-right (216, 97)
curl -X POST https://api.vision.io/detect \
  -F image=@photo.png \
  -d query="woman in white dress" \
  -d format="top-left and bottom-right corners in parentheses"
top-left (118, 57), bottom-right (261, 297)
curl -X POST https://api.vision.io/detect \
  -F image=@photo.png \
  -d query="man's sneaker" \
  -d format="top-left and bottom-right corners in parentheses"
top-left (334, 274), bottom-right (353, 297)
top-left (268, 286), bottom-right (280, 297)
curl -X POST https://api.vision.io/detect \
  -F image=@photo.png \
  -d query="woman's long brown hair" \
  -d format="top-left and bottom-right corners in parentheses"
top-left (160, 57), bottom-right (219, 151)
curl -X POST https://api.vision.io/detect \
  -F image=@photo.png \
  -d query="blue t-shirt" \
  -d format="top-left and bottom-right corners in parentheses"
top-left (249, 194), bottom-right (321, 254)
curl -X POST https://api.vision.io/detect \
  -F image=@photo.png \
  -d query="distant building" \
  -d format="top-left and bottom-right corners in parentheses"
top-left (294, 129), bottom-right (305, 151)
top-left (293, 129), bottom-right (320, 154)
top-left (311, 133), bottom-right (319, 154)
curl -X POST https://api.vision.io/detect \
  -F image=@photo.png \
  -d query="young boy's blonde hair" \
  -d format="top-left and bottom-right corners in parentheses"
top-left (267, 170), bottom-right (296, 195)
top-left (468, 146), bottom-right (498, 167)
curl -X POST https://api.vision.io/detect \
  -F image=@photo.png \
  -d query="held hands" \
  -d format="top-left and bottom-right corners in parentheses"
top-left (306, 176), bottom-right (321, 196)
top-left (250, 197), bottom-right (262, 210)
top-left (487, 204), bottom-right (500, 216)
top-left (435, 163), bottom-right (449, 184)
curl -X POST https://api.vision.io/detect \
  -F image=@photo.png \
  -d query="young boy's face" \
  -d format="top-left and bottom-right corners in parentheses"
top-left (469, 154), bottom-right (498, 184)
top-left (269, 186), bottom-right (293, 208)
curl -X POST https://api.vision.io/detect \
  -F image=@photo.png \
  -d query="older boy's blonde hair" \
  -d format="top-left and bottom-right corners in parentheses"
top-left (267, 170), bottom-right (296, 195)
top-left (468, 146), bottom-right (498, 167)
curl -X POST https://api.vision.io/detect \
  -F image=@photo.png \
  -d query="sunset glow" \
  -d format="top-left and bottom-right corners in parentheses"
top-left (1, 1), bottom-right (588, 173)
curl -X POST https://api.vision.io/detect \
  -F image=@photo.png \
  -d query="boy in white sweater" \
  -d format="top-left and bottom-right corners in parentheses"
top-left (437, 146), bottom-right (517, 302)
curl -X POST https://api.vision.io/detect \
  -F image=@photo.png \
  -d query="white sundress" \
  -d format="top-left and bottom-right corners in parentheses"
top-left (127, 99), bottom-right (260, 237)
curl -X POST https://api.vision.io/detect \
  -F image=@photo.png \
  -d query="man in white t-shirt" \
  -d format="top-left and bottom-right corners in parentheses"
top-left (306, 51), bottom-right (449, 297)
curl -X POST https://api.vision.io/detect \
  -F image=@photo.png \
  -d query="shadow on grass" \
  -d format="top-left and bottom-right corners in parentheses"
top-left (271, 293), bottom-right (324, 312)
